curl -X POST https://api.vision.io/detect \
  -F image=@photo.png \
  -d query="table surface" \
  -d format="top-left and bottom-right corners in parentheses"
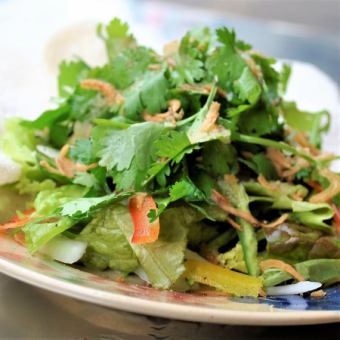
top-left (0, 0), bottom-right (339, 338)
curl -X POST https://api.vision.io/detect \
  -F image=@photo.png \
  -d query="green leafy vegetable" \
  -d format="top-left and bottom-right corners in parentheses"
top-left (79, 206), bottom-right (138, 272)
top-left (110, 204), bottom-right (188, 289)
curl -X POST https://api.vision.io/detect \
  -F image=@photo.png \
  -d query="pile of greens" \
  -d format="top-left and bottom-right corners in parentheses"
top-left (1, 18), bottom-right (340, 297)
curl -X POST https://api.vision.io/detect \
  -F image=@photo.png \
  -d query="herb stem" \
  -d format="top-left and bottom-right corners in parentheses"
top-left (233, 133), bottom-right (316, 165)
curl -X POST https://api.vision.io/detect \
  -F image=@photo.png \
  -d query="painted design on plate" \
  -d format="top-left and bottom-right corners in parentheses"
top-left (0, 235), bottom-right (339, 311)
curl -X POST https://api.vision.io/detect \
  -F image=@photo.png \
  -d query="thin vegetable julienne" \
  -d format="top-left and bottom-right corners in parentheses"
top-left (218, 178), bottom-right (259, 276)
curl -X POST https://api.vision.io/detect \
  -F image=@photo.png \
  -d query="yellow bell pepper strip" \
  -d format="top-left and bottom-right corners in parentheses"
top-left (184, 259), bottom-right (263, 297)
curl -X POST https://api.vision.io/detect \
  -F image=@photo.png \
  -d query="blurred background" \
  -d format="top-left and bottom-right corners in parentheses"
top-left (0, 0), bottom-right (339, 338)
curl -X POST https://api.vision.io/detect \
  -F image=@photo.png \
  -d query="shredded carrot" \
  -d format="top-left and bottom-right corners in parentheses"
top-left (260, 259), bottom-right (305, 282)
top-left (309, 169), bottom-right (340, 203)
top-left (14, 232), bottom-right (26, 245)
top-left (80, 79), bottom-right (124, 105)
top-left (0, 209), bottom-right (36, 232)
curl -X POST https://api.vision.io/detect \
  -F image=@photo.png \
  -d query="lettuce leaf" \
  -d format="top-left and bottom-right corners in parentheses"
top-left (24, 217), bottom-right (75, 253)
top-left (34, 185), bottom-right (87, 215)
top-left (79, 206), bottom-right (138, 272)
top-left (111, 204), bottom-right (188, 289)
top-left (246, 181), bottom-right (333, 232)
top-left (295, 259), bottom-right (340, 285)
top-left (1, 118), bottom-right (37, 164)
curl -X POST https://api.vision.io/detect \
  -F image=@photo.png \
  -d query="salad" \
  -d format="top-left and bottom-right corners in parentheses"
top-left (0, 18), bottom-right (339, 298)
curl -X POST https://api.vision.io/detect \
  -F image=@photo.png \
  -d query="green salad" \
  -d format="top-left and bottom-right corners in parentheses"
top-left (1, 18), bottom-right (340, 297)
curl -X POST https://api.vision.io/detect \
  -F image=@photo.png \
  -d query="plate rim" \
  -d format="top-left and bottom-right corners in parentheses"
top-left (0, 256), bottom-right (339, 326)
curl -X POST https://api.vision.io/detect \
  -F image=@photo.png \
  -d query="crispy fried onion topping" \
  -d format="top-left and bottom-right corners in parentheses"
top-left (80, 79), bottom-right (124, 105)
top-left (200, 102), bottom-right (221, 133)
top-left (266, 147), bottom-right (309, 182)
top-left (260, 259), bottom-right (305, 282)
top-left (179, 83), bottom-right (227, 97)
top-left (143, 99), bottom-right (184, 125)
top-left (293, 132), bottom-right (320, 156)
top-left (211, 189), bottom-right (288, 230)
top-left (40, 144), bottom-right (97, 178)
top-left (309, 169), bottom-right (340, 204)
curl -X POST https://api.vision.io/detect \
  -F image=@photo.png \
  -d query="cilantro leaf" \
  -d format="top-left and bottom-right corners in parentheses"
top-left (122, 70), bottom-right (169, 119)
top-left (240, 153), bottom-right (278, 180)
top-left (21, 104), bottom-right (70, 130)
top-left (202, 141), bottom-right (239, 177)
top-left (69, 139), bottom-right (95, 165)
top-left (169, 33), bottom-right (205, 86)
top-left (206, 27), bottom-right (261, 105)
top-left (58, 60), bottom-right (90, 97)
top-left (110, 46), bottom-right (159, 89)
top-left (279, 63), bottom-right (292, 94)
top-left (251, 53), bottom-right (281, 103)
top-left (97, 18), bottom-right (136, 61)
top-left (146, 130), bottom-right (193, 184)
top-left (93, 123), bottom-right (166, 190)
top-left (60, 191), bottom-right (131, 220)
top-left (282, 101), bottom-right (330, 146)
top-left (238, 108), bottom-right (280, 136)
top-left (149, 177), bottom-right (206, 222)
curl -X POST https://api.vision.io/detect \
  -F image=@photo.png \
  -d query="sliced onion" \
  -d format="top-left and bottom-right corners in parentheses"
top-left (0, 152), bottom-right (21, 185)
top-left (266, 281), bottom-right (322, 296)
top-left (40, 236), bottom-right (87, 264)
top-left (134, 266), bottom-right (150, 283)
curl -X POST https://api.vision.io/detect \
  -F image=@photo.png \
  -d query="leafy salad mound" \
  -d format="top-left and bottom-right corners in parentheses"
top-left (1, 18), bottom-right (340, 297)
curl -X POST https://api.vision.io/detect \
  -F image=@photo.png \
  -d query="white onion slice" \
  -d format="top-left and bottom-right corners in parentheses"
top-left (0, 151), bottom-right (21, 185)
top-left (266, 281), bottom-right (322, 296)
top-left (134, 266), bottom-right (150, 283)
top-left (40, 236), bottom-right (87, 264)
